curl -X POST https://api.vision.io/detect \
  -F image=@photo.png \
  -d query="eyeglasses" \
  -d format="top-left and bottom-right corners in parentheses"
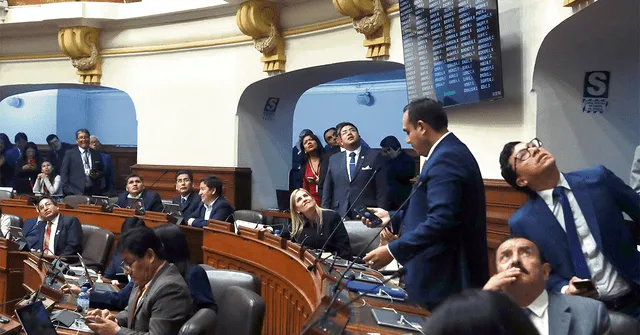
top-left (120, 258), bottom-right (139, 273)
top-left (513, 138), bottom-right (543, 172)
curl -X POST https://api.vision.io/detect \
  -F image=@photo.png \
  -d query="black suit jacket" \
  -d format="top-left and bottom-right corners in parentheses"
top-left (172, 190), bottom-right (201, 219)
top-left (60, 147), bottom-right (105, 196)
top-left (116, 190), bottom-right (164, 213)
top-left (321, 147), bottom-right (389, 218)
top-left (187, 197), bottom-right (234, 228)
top-left (47, 142), bottom-right (74, 171)
top-left (292, 210), bottom-right (351, 259)
top-left (22, 215), bottom-right (83, 256)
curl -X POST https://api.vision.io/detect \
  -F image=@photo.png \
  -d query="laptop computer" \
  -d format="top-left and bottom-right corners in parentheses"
top-left (91, 195), bottom-right (110, 207)
top-left (163, 203), bottom-right (183, 217)
top-left (8, 226), bottom-right (28, 251)
top-left (276, 189), bottom-right (291, 211)
top-left (76, 253), bottom-right (116, 293)
top-left (15, 300), bottom-right (58, 335)
top-left (126, 198), bottom-right (145, 215)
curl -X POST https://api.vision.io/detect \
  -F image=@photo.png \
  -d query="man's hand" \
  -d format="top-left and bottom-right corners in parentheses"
top-left (379, 228), bottom-right (398, 246)
top-left (363, 245), bottom-right (393, 269)
top-left (87, 309), bottom-right (116, 321)
top-left (85, 315), bottom-right (120, 335)
top-left (565, 276), bottom-right (598, 297)
top-left (360, 208), bottom-right (390, 228)
top-left (483, 268), bottom-right (521, 292)
top-left (60, 283), bottom-right (82, 295)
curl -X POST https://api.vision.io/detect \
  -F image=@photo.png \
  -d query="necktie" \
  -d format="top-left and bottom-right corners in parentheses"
top-left (181, 197), bottom-right (186, 205)
top-left (83, 151), bottom-right (91, 174)
top-left (128, 287), bottom-right (143, 329)
top-left (349, 152), bottom-right (356, 181)
top-left (553, 186), bottom-right (591, 279)
top-left (521, 307), bottom-right (533, 318)
top-left (43, 221), bottom-right (52, 255)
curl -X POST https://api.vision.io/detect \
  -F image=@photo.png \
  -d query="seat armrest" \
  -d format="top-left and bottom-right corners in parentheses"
top-left (179, 308), bottom-right (218, 335)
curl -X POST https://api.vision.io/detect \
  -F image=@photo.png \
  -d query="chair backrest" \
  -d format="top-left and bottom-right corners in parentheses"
top-left (609, 311), bottom-right (640, 335)
top-left (203, 268), bottom-right (261, 303)
top-left (178, 308), bottom-right (217, 335)
top-left (2, 214), bottom-right (23, 228)
top-left (80, 225), bottom-right (114, 270)
top-left (63, 195), bottom-right (92, 209)
top-left (343, 220), bottom-right (381, 257)
top-left (0, 190), bottom-right (12, 199)
top-left (214, 286), bottom-right (265, 335)
top-left (232, 210), bottom-right (266, 226)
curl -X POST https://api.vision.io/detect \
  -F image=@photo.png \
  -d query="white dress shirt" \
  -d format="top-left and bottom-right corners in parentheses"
top-left (0, 215), bottom-right (10, 238)
top-left (188, 197), bottom-right (218, 226)
top-left (526, 290), bottom-right (549, 335)
top-left (345, 146), bottom-right (362, 182)
top-left (537, 174), bottom-right (630, 299)
top-left (44, 214), bottom-right (60, 255)
top-left (78, 147), bottom-right (92, 174)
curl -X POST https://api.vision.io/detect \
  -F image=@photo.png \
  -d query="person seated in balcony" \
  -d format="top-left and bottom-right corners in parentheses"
top-left (186, 176), bottom-right (234, 228)
top-left (0, 134), bottom-right (18, 187)
top-left (14, 142), bottom-right (41, 184)
top-left (115, 174), bottom-right (164, 213)
top-left (172, 170), bottom-right (201, 219)
top-left (32, 160), bottom-right (61, 196)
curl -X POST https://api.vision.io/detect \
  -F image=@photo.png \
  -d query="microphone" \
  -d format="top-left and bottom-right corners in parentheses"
top-left (307, 167), bottom-right (380, 272)
top-left (147, 170), bottom-right (170, 191)
top-left (0, 294), bottom-right (32, 307)
top-left (224, 213), bottom-right (241, 235)
top-left (30, 249), bottom-right (49, 304)
top-left (300, 268), bottom-right (406, 334)
top-left (307, 251), bottom-right (335, 271)
top-left (326, 252), bottom-right (339, 274)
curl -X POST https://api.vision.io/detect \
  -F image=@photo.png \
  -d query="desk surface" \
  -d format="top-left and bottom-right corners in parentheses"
top-left (261, 209), bottom-right (291, 219)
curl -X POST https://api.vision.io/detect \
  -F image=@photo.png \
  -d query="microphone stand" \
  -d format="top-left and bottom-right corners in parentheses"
top-left (305, 180), bottom-right (425, 333)
top-left (307, 169), bottom-right (380, 272)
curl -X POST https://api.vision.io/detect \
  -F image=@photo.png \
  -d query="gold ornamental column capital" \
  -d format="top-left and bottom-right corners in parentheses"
top-left (58, 26), bottom-right (102, 84)
top-left (333, 0), bottom-right (390, 59)
top-left (236, 0), bottom-right (286, 74)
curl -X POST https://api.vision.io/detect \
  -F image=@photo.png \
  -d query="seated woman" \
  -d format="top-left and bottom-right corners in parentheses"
top-left (32, 160), bottom-right (61, 196)
top-left (14, 142), bottom-right (41, 183)
top-left (300, 134), bottom-right (324, 205)
top-left (61, 217), bottom-right (146, 311)
top-left (289, 188), bottom-right (351, 259)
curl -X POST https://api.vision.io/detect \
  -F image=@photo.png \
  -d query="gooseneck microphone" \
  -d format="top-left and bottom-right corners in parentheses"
top-left (306, 168), bottom-right (380, 272)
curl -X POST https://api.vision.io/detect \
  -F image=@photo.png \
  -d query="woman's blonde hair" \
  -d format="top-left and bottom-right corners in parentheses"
top-left (289, 188), bottom-right (324, 238)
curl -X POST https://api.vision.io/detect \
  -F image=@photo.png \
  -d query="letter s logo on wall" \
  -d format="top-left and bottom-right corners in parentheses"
top-left (583, 71), bottom-right (610, 98)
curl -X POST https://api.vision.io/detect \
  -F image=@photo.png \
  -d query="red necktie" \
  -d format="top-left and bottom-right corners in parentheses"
top-left (43, 221), bottom-right (52, 254)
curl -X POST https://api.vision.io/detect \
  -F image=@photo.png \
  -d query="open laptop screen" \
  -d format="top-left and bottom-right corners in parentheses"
top-left (15, 300), bottom-right (57, 335)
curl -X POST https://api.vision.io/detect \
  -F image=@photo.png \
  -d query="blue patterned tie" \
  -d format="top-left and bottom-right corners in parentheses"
top-left (349, 152), bottom-right (356, 181)
top-left (553, 186), bottom-right (591, 279)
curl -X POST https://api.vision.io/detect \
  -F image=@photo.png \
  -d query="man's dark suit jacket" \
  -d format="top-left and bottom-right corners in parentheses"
top-left (22, 215), bottom-right (83, 256)
top-left (510, 166), bottom-right (640, 293)
top-left (115, 263), bottom-right (193, 335)
top-left (388, 133), bottom-right (488, 309)
top-left (100, 152), bottom-right (115, 194)
top-left (47, 142), bottom-right (74, 171)
top-left (172, 190), bottom-right (201, 219)
top-left (187, 196), bottom-right (234, 228)
top-left (60, 147), bottom-right (105, 196)
top-left (116, 190), bottom-right (164, 213)
top-left (321, 147), bottom-right (389, 218)
top-left (318, 147), bottom-right (340, 200)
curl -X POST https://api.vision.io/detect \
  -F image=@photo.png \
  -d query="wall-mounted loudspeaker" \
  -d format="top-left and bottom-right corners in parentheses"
top-left (356, 92), bottom-right (374, 106)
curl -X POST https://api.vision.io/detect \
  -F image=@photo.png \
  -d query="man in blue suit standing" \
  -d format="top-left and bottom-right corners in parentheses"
top-left (362, 98), bottom-right (488, 309)
top-left (22, 195), bottom-right (83, 256)
top-left (60, 129), bottom-right (106, 196)
top-left (321, 122), bottom-right (388, 219)
top-left (499, 139), bottom-right (640, 317)
top-left (187, 176), bottom-right (234, 228)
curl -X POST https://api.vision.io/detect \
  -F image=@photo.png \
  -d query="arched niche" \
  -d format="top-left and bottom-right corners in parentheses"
top-left (533, 0), bottom-right (640, 180)
top-left (237, 60), bottom-right (404, 209)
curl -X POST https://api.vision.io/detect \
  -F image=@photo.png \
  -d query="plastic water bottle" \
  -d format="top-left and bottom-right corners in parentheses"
top-left (77, 287), bottom-right (90, 313)
top-left (274, 229), bottom-right (282, 236)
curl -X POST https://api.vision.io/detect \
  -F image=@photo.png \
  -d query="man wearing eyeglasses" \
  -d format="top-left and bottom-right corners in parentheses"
top-left (21, 195), bottom-right (82, 256)
top-left (499, 139), bottom-right (640, 318)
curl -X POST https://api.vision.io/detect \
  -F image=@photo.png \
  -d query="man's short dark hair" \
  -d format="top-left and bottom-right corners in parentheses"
top-left (323, 127), bottom-right (336, 137)
top-left (200, 176), bottom-right (223, 196)
top-left (45, 134), bottom-right (59, 144)
top-left (125, 173), bottom-right (144, 184)
top-left (36, 194), bottom-right (57, 208)
top-left (175, 170), bottom-right (193, 182)
top-left (404, 98), bottom-right (448, 132)
top-left (76, 129), bottom-right (91, 139)
top-left (117, 226), bottom-right (165, 259)
top-left (499, 141), bottom-right (535, 196)
top-left (494, 235), bottom-right (547, 271)
top-left (14, 132), bottom-right (27, 143)
top-left (336, 122), bottom-right (358, 135)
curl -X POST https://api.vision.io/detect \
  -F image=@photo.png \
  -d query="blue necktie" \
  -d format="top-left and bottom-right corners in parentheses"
top-left (521, 307), bottom-right (533, 318)
top-left (553, 186), bottom-right (591, 279)
top-left (348, 152), bottom-right (356, 181)
top-left (181, 197), bottom-right (186, 205)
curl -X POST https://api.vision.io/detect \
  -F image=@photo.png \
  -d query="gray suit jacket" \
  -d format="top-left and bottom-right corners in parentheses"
top-left (548, 292), bottom-right (611, 335)
top-left (631, 145), bottom-right (640, 194)
top-left (115, 263), bottom-right (193, 335)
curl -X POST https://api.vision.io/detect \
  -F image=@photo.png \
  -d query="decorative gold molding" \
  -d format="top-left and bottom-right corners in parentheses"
top-left (236, 0), bottom-right (285, 73)
top-left (57, 26), bottom-right (102, 84)
top-left (332, 0), bottom-right (390, 59)
top-left (563, 0), bottom-right (590, 7)
top-left (0, 5), bottom-right (399, 62)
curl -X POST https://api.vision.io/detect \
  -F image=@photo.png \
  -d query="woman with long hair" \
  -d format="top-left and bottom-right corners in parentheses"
top-left (0, 133), bottom-right (17, 186)
top-left (14, 141), bottom-right (41, 182)
top-left (289, 188), bottom-right (351, 259)
top-left (300, 134), bottom-right (325, 205)
top-left (153, 224), bottom-right (216, 311)
top-left (32, 160), bottom-right (61, 195)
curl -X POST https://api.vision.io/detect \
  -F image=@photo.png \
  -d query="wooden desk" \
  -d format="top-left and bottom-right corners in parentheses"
top-left (0, 312), bottom-right (20, 334)
top-left (202, 220), bottom-right (428, 334)
top-left (0, 240), bottom-right (27, 314)
top-left (261, 210), bottom-right (291, 219)
top-left (0, 199), bottom-right (204, 264)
